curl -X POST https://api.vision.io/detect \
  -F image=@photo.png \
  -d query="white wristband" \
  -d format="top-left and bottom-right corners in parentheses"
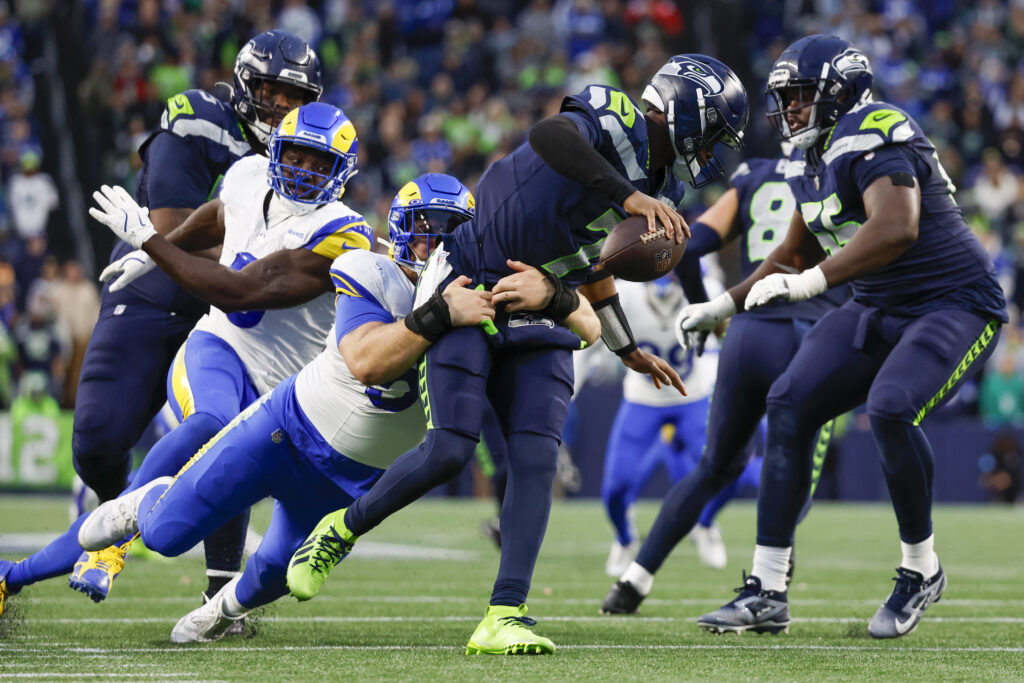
top-left (789, 266), bottom-right (828, 302)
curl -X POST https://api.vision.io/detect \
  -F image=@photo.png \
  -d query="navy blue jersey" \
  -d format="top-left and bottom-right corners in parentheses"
top-left (113, 89), bottom-right (251, 313)
top-left (731, 157), bottom-right (847, 320)
top-left (787, 102), bottom-right (1006, 321)
top-left (451, 85), bottom-right (686, 287)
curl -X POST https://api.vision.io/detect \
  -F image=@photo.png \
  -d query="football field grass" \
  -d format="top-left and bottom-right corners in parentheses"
top-left (1, 495), bottom-right (1022, 681)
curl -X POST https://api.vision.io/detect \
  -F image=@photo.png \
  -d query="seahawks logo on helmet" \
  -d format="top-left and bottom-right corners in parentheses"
top-left (832, 48), bottom-right (871, 77)
top-left (658, 56), bottom-right (725, 95)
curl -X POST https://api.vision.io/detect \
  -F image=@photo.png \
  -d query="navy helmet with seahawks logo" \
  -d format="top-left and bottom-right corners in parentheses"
top-left (232, 30), bottom-right (324, 146)
top-left (765, 35), bottom-right (874, 149)
top-left (642, 54), bottom-right (748, 188)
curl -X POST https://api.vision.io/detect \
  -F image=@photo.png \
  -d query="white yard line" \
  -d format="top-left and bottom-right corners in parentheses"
top-left (3, 644), bottom-right (1022, 654)
top-left (14, 615), bottom-right (1024, 625)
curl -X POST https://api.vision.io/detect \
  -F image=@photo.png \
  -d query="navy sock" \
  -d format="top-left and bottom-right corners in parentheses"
top-left (7, 514), bottom-right (88, 591)
top-left (870, 415), bottom-right (935, 543)
top-left (204, 508), bottom-right (251, 587)
top-left (124, 412), bottom-right (224, 493)
top-left (346, 429), bottom-right (477, 536)
top-left (490, 433), bottom-right (558, 607)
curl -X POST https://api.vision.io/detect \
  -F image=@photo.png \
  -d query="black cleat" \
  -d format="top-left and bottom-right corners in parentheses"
top-left (600, 580), bottom-right (646, 615)
top-left (698, 573), bottom-right (790, 635)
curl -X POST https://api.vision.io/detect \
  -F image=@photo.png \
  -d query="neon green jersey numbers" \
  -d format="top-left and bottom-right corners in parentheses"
top-left (800, 193), bottom-right (861, 256)
top-left (747, 181), bottom-right (795, 263)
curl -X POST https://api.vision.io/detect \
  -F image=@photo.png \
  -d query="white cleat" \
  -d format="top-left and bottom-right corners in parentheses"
top-left (692, 523), bottom-right (727, 570)
top-left (605, 540), bottom-right (640, 578)
top-left (78, 476), bottom-right (174, 551)
top-left (171, 576), bottom-right (246, 643)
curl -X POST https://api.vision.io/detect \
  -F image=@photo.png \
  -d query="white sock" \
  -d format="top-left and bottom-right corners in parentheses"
top-left (751, 545), bottom-right (791, 593)
top-left (621, 561), bottom-right (654, 596)
top-left (219, 577), bottom-right (247, 618)
top-left (900, 535), bottom-right (939, 577)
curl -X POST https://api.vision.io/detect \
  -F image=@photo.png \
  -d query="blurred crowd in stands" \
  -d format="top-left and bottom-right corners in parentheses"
top-left (1, 0), bottom-right (1024, 442)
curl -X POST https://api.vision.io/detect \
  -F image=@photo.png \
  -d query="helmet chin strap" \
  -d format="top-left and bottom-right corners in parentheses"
top-left (672, 154), bottom-right (702, 183)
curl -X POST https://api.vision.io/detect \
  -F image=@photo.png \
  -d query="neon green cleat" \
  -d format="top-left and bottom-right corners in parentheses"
top-left (286, 508), bottom-right (357, 601)
top-left (466, 604), bottom-right (556, 655)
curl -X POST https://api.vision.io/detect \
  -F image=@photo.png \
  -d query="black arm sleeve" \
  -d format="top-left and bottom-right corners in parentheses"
top-left (528, 115), bottom-right (636, 206)
top-left (674, 255), bottom-right (709, 305)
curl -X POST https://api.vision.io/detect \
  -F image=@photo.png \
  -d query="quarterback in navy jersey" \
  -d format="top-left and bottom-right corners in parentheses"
top-left (5, 31), bottom-right (323, 610)
top-left (601, 153), bottom-right (848, 615)
top-left (681, 36), bottom-right (1007, 639)
top-left (285, 54), bottom-right (749, 655)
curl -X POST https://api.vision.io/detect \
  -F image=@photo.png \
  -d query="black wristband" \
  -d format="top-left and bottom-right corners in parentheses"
top-left (612, 341), bottom-right (638, 357)
top-left (404, 289), bottom-right (452, 342)
top-left (540, 270), bottom-right (581, 320)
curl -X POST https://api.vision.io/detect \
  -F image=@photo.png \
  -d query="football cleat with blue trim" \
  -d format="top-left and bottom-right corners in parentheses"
top-left (697, 573), bottom-right (790, 635)
top-left (68, 539), bottom-right (135, 603)
top-left (388, 173), bottom-right (475, 272)
top-left (78, 476), bottom-right (174, 551)
top-left (287, 508), bottom-right (357, 601)
top-left (466, 604), bottom-right (555, 655)
top-left (1, 558), bottom-right (21, 618)
top-left (868, 565), bottom-right (946, 639)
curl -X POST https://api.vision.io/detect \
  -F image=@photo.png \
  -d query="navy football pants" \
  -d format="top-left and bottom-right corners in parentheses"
top-left (346, 325), bottom-right (574, 607)
top-left (759, 301), bottom-right (1000, 547)
top-left (72, 299), bottom-right (198, 501)
top-left (636, 315), bottom-right (826, 574)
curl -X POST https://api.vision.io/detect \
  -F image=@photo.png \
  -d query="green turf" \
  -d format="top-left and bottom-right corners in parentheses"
top-left (1, 496), bottom-right (1022, 681)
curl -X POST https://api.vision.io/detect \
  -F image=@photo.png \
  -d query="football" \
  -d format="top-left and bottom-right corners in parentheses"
top-left (598, 215), bottom-right (688, 282)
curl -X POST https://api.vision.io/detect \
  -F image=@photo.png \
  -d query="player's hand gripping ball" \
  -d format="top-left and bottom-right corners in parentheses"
top-left (599, 216), bottom-right (687, 282)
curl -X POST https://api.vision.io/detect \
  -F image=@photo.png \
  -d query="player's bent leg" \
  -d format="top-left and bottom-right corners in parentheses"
top-left (344, 327), bottom-right (492, 537)
top-left (863, 311), bottom-right (998, 638)
top-left (73, 300), bottom-right (195, 501)
top-left (140, 400), bottom-right (280, 558)
top-left (78, 477), bottom-right (175, 551)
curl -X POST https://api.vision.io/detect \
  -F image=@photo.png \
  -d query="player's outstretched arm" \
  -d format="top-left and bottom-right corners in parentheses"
top-left (341, 275), bottom-right (494, 386)
top-left (815, 175), bottom-right (920, 285)
top-left (743, 176), bottom-right (919, 310)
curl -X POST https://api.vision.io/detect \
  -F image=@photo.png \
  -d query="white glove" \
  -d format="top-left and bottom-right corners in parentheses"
top-left (99, 249), bottom-right (156, 292)
top-left (675, 291), bottom-right (736, 350)
top-left (745, 266), bottom-right (828, 310)
top-left (88, 185), bottom-right (158, 249)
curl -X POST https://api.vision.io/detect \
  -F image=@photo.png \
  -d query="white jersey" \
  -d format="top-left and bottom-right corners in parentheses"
top-left (619, 278), bottom-right (718, 407)
top-left (293, 250), bottom-right (427, 470)
top-left (193, 155), bottom-right (373, 395)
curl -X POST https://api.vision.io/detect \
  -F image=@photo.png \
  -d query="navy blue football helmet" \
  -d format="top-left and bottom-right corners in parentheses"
top-left (388, 174), bottom-right (475, 272)
top-left (642, 55), bottom-right (748, 188)
top-left (232, 30), bottom-right (323, 145)
top-left (765, 35), bottom-right (874, 149)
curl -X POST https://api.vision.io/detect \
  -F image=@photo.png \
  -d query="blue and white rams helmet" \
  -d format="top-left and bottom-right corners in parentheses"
top-left (233, 30), bottom-right (323, 145)
top-left (268, 103), bottom-right (358, 212)
top-left (765, 35), bottom-right (873, 150)
top-left (642, 55), bottom-right (748, 188)
top-left (388, 174), bottom-right (475, 272)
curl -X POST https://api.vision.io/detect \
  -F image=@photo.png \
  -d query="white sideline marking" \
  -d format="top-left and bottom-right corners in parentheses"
top-left (3, 644), bottom-right (1022, 654)
top-left (17, 616), bottom-right (1024, 625)
top-left (0, 533), bottom-right (478, 561)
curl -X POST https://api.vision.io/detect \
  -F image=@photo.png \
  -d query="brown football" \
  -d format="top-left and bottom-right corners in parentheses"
top-left (598, 216), bottom-right (687, 282)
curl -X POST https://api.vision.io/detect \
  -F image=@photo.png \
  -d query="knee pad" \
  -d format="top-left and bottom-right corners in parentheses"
top-left (866, 382), bottom-right (915, 423)
top-left (72, 402), bottom-right (123, 465)
top-left (424, 429), bottom-right (478, 480)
